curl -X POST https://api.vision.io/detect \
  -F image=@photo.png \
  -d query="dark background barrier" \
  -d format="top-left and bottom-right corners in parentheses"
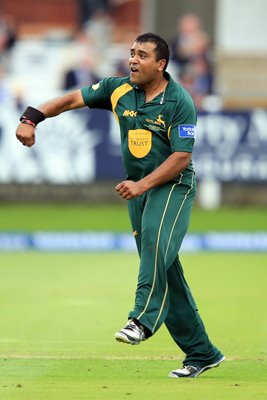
top-left (1, 106), bottom-right (267, 205)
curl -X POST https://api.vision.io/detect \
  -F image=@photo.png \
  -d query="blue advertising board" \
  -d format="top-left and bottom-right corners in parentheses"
top-left (0, 232), bottom-right (266, 252)
top-left (1, 104), bottom-right (267, 183)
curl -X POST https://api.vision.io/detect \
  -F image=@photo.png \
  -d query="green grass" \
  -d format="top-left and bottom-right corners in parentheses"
top-left (0, 203), bottom-right (267, 231)
top-left (0, 252), bottom-right (266, 399)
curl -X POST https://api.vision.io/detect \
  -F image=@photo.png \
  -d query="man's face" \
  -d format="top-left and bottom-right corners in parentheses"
top-left (128, 41), bottom-right (165, 86)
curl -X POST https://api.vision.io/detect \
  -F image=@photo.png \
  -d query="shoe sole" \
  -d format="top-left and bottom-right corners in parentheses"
top-left (114, 332), bottom-right (140, 345)
top-left (169, 355), bottom-right (225, 378)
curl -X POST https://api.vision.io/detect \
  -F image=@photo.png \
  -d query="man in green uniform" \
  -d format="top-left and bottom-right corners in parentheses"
top-left (16, 32), bottom-right (224, 378)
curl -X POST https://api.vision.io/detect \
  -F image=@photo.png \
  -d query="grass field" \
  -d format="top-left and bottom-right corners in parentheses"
top-left (0, 204), bottom-right (266, 399)
top-left (0, 203), bottom-right (267, 231)
top-left (0, 251), bottom-right (266, 400)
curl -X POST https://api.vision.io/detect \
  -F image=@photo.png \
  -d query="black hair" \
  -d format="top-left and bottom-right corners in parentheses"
top-left (135, 32), bottom-right (170, 71)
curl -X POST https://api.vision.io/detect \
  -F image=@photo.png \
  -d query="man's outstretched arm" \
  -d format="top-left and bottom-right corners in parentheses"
top-left (16, 89), bottom-right (85, 147)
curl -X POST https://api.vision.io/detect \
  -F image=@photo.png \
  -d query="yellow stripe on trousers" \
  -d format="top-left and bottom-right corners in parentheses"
top-left (152, 176), bottom-right (194, 332)
top-left (137, 175), bottom-right (195, 333)
top-left (164, 172), bottom-right (195, 264)
top-left (137, 183), bottom-right (178, 325)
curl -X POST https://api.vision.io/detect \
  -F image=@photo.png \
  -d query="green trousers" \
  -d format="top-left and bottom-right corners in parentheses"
top-left (128, 179), bottom-right (223, 367)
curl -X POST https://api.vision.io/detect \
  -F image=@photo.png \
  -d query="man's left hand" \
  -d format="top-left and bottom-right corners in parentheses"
top-left (115, 180), bottom-right (147, 200)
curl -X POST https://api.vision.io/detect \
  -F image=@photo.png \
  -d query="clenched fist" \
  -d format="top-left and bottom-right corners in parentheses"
top-left (115, 180), bottom-right (147, 200)
top-left (16, 123), bottom-right (36, 147)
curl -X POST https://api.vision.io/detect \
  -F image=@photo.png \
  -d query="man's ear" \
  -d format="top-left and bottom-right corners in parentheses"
top-left (158, 59), bottom-right (167, 72)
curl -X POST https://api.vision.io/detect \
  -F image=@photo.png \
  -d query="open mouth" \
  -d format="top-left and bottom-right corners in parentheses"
top-left (130, 66), bottom-right (139, 73)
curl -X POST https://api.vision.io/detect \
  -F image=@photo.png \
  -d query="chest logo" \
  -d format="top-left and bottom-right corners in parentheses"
top-left (145, 115), bottom-right (166, 131)
top-left (128, 129), bottom-right (152, 158)
top-left (155, 114), bottom-right (166, 128)
top-left (123, 109), bottom-right (137, 118)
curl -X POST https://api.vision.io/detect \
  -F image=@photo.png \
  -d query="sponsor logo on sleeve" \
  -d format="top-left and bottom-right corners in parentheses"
top-left (178, 124), bottom-right (196, 138)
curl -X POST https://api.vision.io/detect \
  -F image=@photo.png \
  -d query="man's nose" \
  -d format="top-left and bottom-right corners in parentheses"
top-left (130, 54), bottom-right (138, 63)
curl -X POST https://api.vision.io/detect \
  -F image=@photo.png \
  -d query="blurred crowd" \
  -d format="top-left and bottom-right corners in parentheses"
top-left (61, 8), bottom-right (215, 109)
top-left (0, 2), bottom-right (216, 111)
top-left (0, 9), bottom-right (17, 103)
top-left (0, 11), bottom-right (16, 64)
top-left (169, 13), bottom-right (213, 110)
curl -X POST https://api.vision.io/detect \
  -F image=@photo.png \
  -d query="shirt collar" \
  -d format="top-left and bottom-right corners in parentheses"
top-left (163, 71), bottom-right (178, 102)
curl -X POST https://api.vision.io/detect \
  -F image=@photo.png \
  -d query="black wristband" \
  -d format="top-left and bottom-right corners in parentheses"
top-left (20, 106), bottom-right (45, 126)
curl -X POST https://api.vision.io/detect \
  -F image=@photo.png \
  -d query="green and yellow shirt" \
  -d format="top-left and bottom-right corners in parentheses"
top-left (81, 72), bottom-right (196, 184)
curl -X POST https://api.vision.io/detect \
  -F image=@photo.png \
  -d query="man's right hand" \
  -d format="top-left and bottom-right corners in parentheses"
top-left (16, 123), bottom-right (36, 147)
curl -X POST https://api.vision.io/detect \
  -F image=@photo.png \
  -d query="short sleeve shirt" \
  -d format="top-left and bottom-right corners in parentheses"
top-left (81, 72), bottom-right (197, 185)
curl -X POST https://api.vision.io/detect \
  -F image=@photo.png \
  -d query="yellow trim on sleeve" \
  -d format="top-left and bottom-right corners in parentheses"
top-left (111, 83), bottom-right (133, 123)
top-left (167, 124), bottom-right (172, 140)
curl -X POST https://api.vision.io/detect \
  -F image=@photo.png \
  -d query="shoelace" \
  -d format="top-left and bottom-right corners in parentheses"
top-left (184, 366), bottom-right (191, 371)
top-left (125, 322), bottom-right (137, 332)
top-left (182, 365), bottom-right (199, 373)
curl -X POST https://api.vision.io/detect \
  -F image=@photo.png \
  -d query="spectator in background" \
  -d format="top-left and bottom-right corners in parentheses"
top-left (62, 55), bottom-right (100, 91)
top-left (0, 65), bottom-right (8, 103)
top-left (113, 58), bottom-right (129, 77)
top-left (170, 14), bottom-right (213, 109)
top-left (77, 0), bottom-right (112, 27)
top-left (82, 8), bottom-right (114, 53)
top-left (0, 11), bottom-right (17, 68)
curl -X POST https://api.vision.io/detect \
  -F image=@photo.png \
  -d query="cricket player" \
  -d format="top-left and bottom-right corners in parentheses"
top-left (16, 32), bottom-right (224, 378)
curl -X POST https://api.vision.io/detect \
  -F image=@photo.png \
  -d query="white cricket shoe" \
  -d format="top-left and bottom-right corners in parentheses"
top-left (115, 319), bottom-right (146, 345)
top-left (169, 355), bottom-right (225, 378)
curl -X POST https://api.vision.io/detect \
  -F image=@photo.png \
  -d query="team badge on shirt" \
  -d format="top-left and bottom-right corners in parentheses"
top-left (178, 125), bottom-right (196, 138)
